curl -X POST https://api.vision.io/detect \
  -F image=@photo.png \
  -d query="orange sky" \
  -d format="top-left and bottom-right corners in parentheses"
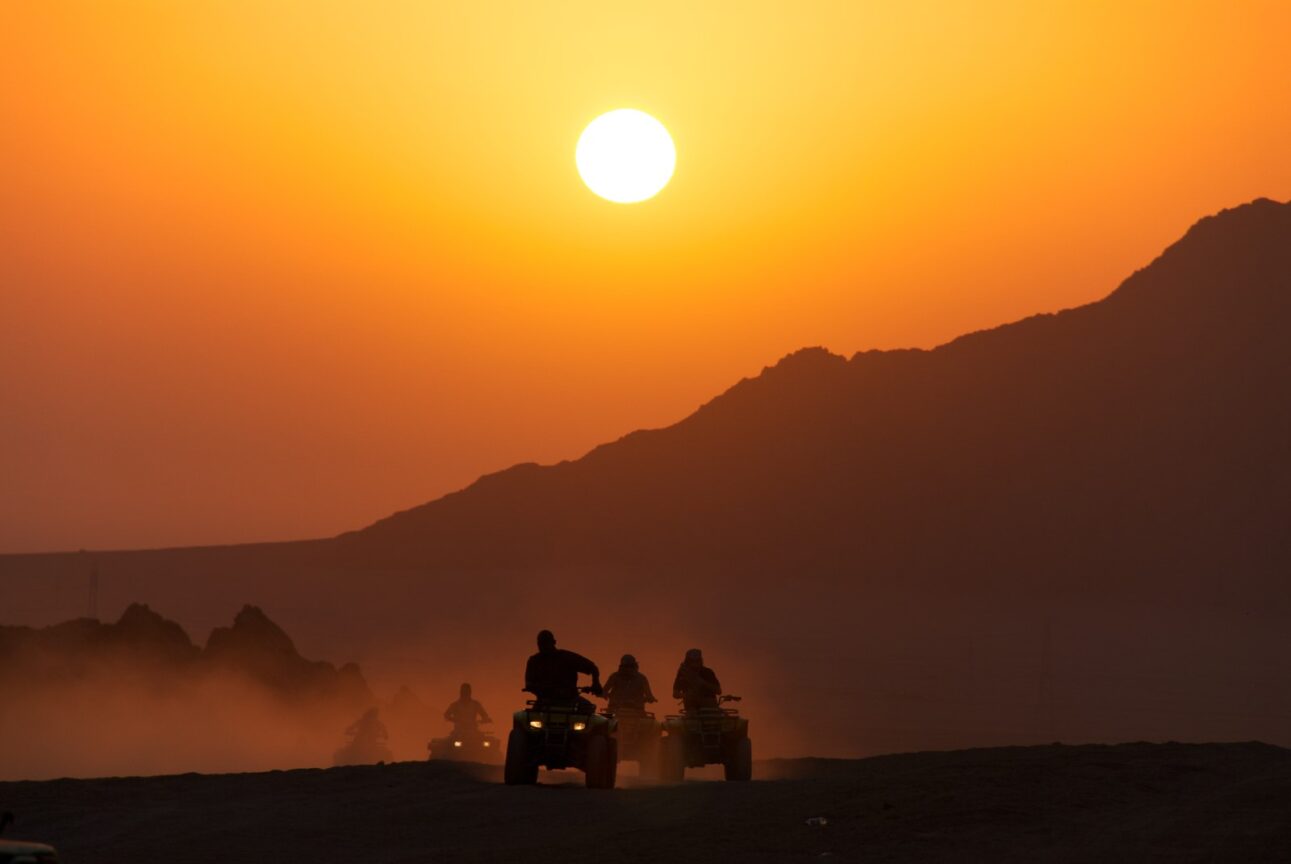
top-left (2, 2), bottom-right (1289, 552)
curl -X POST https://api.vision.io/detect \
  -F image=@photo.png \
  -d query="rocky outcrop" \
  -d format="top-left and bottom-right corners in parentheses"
top-left (0, 603), bottom-right (372, 710)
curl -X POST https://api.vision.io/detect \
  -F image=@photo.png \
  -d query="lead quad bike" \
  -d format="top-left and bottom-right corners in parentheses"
top-left (504, 687), bottom-right (619, 789)
top-left (659, 694), bottom-right (752, 782)
top-left (428, 723), bottom-right (502, 762)
top-left (609, 707), bottom-right (663, 778)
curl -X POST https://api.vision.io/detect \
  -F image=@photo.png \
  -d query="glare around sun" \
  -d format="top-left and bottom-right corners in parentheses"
top-left (576, 109), bottom-right (675, 204)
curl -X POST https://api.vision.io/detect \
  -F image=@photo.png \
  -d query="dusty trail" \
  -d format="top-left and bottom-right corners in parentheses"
top-left (3, 742), bottom-right (1289, 863)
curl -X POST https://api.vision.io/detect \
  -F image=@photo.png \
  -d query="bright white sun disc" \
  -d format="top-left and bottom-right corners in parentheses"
top-left (576, 109), bottom-right (675, 203)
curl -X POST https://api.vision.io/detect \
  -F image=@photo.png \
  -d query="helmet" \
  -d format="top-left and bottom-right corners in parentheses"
top-left (460, 682), bottom-right (472, 698)
top-left (684, 648), bottom-right (703, 665)
top-left (619, 654), bottom-right (638, 669)
top-left (537, 630), bottom-right (556, 651)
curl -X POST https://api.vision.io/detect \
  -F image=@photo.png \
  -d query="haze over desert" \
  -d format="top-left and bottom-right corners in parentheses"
top-left (3, 2), bottom-right (1290, 862)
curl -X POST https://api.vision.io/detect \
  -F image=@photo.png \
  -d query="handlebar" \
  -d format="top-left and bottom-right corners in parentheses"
top-left (720, 695), bottom-right (742, 703)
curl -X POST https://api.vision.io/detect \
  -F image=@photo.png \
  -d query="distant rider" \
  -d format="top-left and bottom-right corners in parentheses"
top-left (346, 707), bottom-right (388, 748)
top-left (603, 654), bottom-right (657, 713)
top-left (672, 648), bottom-right (722, 712)
top-left (524, 629), bottom-right (602, 705)
top-left (444, 682), bottom-right (491, 735)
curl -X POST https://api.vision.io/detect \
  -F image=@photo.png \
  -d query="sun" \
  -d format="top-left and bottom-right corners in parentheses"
top-left (576, 109), bottom-right (676, 204)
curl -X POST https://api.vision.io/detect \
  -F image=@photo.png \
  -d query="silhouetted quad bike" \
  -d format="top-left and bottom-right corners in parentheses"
top-left (427, 725), bottom-right (502, 762)
top-left (332, 737), bottom-right (392, 767)
top-left (504, 687), bottom-right (618, 789)
top-left (659, 694), bottom-right (752, 782)
top-left (609, 708), bottom-right (663, 778)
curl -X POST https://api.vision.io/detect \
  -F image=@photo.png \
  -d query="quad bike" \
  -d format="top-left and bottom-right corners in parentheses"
top-left (332, 730), bottom-right (392, 766)
top-left (428, 723), bottom-right (502, 762)
top-left (504, 687), bottom-right (618, 789)
top-left (659, 694), bottom-right (752, 782)
top-left (609, 707), bottom-right (662, 779)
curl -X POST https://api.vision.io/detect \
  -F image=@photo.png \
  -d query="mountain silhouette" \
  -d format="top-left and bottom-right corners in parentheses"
top-left (1, 198), bottom-right (1288, 756)
top-left (339, 198), bottom-right (1291, 590)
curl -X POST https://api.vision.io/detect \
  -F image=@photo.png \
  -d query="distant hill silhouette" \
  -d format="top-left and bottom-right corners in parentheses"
top-left (204, 604), bottom-right (371, 703)
top-left (2, 198), bottom-right (1289, 760)
top-left (0, 603), bottom-right (373, 708)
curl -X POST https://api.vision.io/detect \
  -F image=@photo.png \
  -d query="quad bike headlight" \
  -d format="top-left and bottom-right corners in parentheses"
top-left (453, 740), bottom-right (463, 748)
top-left (572, 721), bottom-right (587, 731)
top-left (483, 740), bottom-right (491, 747)
top-left (529, 719), bottom-right (543, 729)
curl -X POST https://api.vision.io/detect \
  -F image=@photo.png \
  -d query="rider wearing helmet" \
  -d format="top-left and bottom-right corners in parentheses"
top-left (444, 682), bottom-right (491, 735)
top-left (347, 707), bottom-right (388, 745)
top-left (603, 654), bottom-right (657, 713)
top-left (672, 648), bottom-right (722, 712)
top-left (524, 630), bottom-right (603, 704)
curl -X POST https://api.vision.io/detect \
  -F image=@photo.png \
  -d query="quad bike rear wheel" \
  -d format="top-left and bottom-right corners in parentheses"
top-left (504, 729), bottom-right (538, 785)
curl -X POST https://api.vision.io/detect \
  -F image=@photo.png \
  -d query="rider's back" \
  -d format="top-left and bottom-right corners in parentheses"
top-left (525, 648), bottom-right (594, 701)
top-left (606, 670), bottom-right (654, 712)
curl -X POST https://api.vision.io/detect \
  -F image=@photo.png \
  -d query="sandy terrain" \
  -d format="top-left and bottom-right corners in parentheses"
top-left (3, 742), bottom-right (1289, 863)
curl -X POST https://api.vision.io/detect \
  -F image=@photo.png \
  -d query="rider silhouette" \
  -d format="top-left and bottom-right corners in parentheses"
top-left (672, 648), bottom-right (722, 712)
top-left (444, 682), bottom-right (491, 734)
top-left (604, 654), bottom-right (657, 713)
top-left (347, 707), bottom-right (388, 745)
top-left (524, 630), bottom-right (602, 704)
top-left (335, 707), bottom-right (390, 765)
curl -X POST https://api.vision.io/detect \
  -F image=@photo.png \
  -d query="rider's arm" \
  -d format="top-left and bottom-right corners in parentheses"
top-left (476, 701), bottom-right (491, 723)
top-left (672, 666), bottom-right (686, 699)
top-left (642, 674), bottom-right (658, 703)
top-left (573, 652), bottom-right (602, 691)
top-left (523, 654), bottom-right (538, 693)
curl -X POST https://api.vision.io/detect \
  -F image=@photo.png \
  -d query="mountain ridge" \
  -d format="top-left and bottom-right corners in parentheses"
top-left (1, 198), bottom-right (1283, 560)
top-left (340, 196), bottom-right (1290, 578)
top-left (348, 197), bottom-right (1289, 563)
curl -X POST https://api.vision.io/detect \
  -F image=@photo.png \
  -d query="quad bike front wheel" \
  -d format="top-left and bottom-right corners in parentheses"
top-left (504, 729), bottom-right (538, 785)
top-left (585, 735), bottom-right (617, 789)
top-left (724, 737), bottom-right (753, 782)
top-left (658, 735), bottom-right (686, 783)
top-left (637, 734), bottom-right (661, 780)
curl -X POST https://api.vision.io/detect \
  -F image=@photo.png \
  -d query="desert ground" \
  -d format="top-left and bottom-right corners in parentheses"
top-left (4, 742), bottom-right (1289, 863)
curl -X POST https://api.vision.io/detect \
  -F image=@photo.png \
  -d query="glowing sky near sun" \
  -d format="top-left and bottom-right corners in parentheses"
top-left (1, 1), bottom-right (1289, 551)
